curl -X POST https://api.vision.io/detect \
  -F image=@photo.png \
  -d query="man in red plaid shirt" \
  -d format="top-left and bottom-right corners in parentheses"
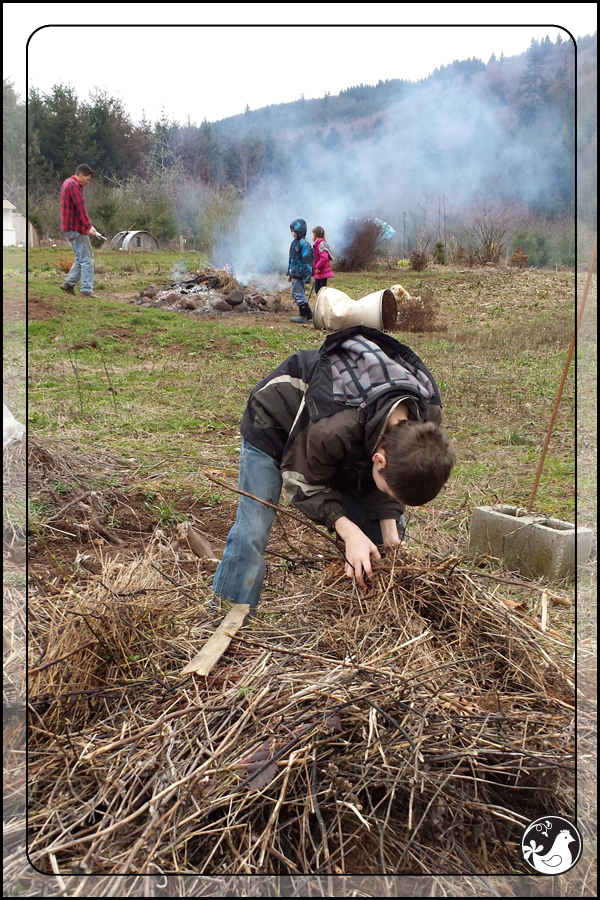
top-left (60, 164), bottom-right (100, 298)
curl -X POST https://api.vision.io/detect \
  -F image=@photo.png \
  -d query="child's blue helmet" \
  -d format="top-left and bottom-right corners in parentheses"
top-left (290, 218), bottom-right (307, 239)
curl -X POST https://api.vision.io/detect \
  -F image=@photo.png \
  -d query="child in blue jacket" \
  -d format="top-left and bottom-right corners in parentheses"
top-left (287, 218), bottom-right (314, 324)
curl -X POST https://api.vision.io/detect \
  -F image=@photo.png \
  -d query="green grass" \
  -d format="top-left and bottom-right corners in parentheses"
top-left (26, 297), bottom-right (322, 488)
top-left (25, 246), bottom-right (203, 288)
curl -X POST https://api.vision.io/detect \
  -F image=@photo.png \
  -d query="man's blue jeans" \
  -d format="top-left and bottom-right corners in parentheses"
top-left (64, 231), bottom-right (95, 294)
top-left (212, 440), bottom-right (406, 610)
top-left (212, 440), bottom-right (282, 610)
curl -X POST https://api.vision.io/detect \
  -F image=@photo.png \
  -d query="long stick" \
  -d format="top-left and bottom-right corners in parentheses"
top-left (527, 238), bottom-right (597, 513)
top-left (28, 641), bottom-right (96, 675)
top-left (203, 472), bottom-right (342, 551)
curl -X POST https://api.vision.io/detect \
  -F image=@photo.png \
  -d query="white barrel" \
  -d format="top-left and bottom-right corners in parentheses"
top-left (3, 400), bottom-right (25, 449)
top-left (313, 287), bottom-right (397, 331)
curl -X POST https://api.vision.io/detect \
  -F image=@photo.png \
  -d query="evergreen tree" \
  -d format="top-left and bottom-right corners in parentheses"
top-left (149, 110), bottom-right (179, 171)
top-left (552, 58), bottom-right (575, 121)
top-left (85, 89), bottom-right (136, 180)
top-left (324, 127), bottom-right (342, 150)
top-left (196, 119), bottom-right (223, 185)
top-left (85, 90), bottom-right (116, 173)
top-left (518, 41), bottom-right (550, 125)
top-left (224, 133), bottom-right (266, 193)
top-left (29, 84), bottom-right (89, 182)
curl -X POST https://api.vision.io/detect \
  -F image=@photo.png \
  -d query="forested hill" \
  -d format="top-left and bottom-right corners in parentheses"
top-left (209, 33), bottom-right (594, 225)
top-left (3, 31), bottom-right (596, 264)
top-left (213, 34), bottom-right (587, 143)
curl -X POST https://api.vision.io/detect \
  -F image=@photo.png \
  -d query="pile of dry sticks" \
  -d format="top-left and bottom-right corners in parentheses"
top-left (26, 532), bottom-right (575, 877)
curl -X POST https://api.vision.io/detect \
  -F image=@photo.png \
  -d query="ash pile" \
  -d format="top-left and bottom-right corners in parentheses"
top-left (131, 265), bottom-right (281, 316)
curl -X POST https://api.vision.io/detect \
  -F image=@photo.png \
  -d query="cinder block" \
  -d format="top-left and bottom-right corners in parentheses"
top-left (468, 505), bottom-right (594, 581)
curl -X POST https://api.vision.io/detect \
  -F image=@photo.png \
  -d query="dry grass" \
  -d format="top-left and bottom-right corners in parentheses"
top-left (409, 250), bottom-right (429, 272)
top-left (57, 255), bottom-right (74, 274)
top-left (3, 437), bottom-right (26, 541)
top-left (185, 265), bottom-right (240, 296)
top-left (25, 509), bottom-right (575, 879)
top-left (396, 287), bottom-right (441, 333)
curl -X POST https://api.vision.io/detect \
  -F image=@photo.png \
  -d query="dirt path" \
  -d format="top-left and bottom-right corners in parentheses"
top-left (3, 293), bottom-right (27, 323)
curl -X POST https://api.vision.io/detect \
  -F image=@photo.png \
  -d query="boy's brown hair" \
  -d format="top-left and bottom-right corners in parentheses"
top-left (75, 164), bottom-right (94, 177)
top-left (379, 420), bottom-right (456, 506)
top-left (312, 226), bottom-right (325, 238)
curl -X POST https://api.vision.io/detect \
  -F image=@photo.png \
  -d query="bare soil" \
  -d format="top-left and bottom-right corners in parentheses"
top-left (25, 479), bottom-right (322, 603)
top-left (27, 491), bottom-right (237, 576)
top-left (4, 292), bottom-right (28, 322)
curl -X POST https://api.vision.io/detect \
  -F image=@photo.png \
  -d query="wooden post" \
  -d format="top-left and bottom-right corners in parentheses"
top-left (179, 235), bottom-right (184, 252)
top-left (527, 238), bottom-right (597, 513)
top-left (182, 604), bottom-right (250, 676)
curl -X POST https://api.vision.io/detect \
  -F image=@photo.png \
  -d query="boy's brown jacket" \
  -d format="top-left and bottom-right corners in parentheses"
top-left (240, 326), bottom-right (443, 530)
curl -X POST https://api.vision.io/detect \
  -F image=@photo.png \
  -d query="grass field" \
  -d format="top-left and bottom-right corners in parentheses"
top-left (19, 247), bottom-right (580, 523)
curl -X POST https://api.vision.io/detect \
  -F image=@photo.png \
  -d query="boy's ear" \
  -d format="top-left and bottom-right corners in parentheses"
top-left (372, 449), bottom-right (387, 468)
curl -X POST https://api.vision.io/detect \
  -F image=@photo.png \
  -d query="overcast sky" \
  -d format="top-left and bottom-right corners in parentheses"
top-left (3, 3), bottom-right (597, 126)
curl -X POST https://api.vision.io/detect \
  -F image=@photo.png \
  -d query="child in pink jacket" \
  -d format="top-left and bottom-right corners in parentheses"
top-left (312, 226), bottom-right (334, 295)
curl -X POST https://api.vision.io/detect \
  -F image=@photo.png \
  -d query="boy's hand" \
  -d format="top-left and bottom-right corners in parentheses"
top-left (334, 516), bottom-right (381, 588)
top-left (287, 275), bottom-right (292, 282)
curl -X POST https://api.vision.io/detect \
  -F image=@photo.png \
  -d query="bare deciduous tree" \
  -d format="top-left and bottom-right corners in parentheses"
top-left (409, 195), bottom-right (436, 253)
top-left (464, 201), bottom-right (526, 264)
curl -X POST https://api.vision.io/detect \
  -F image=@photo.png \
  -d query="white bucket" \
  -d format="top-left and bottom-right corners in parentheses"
top-left (3, 400), bottom-right (25, 449)
top-left (313, 287), bottom-right (398, 331)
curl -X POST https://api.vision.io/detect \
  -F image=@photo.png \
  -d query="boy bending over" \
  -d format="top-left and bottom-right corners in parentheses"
top-left (213, 325), bottom-right (456, 608)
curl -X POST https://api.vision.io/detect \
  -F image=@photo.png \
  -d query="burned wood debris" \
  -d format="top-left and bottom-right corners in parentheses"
top-left (131, 265), bottom-right (282, 316)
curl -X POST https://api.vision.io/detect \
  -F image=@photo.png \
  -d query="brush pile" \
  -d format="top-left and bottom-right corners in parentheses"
top-left (27, 530), bottom-right (575, 877)
top-left (337, 219), bottom-right (386, 272)
top-left (390, 283), bottom-right (441, 333)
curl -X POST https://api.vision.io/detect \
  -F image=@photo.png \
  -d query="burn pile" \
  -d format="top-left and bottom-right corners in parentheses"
top-left (131, 265), bottom-right (281, 317)
top-left (26, 454), bottom-right (576, 878)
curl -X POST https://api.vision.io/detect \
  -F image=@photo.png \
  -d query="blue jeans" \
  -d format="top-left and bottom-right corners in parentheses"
top-left (290, 278), bottom-right (308, 306)
top-left (63, 231), bottom-right (95, 294)
top-left (212, 440), bottom-right (406, 610)
top-left (212, 440), bottom-right (283, 610)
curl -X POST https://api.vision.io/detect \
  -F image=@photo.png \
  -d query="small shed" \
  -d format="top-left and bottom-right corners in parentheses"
top-left (13, 213), bottom-right (40, 247)
top-left (3, 200), bottom-right (16, 246)
top-left (109, 230), bottom-right (160, 251)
